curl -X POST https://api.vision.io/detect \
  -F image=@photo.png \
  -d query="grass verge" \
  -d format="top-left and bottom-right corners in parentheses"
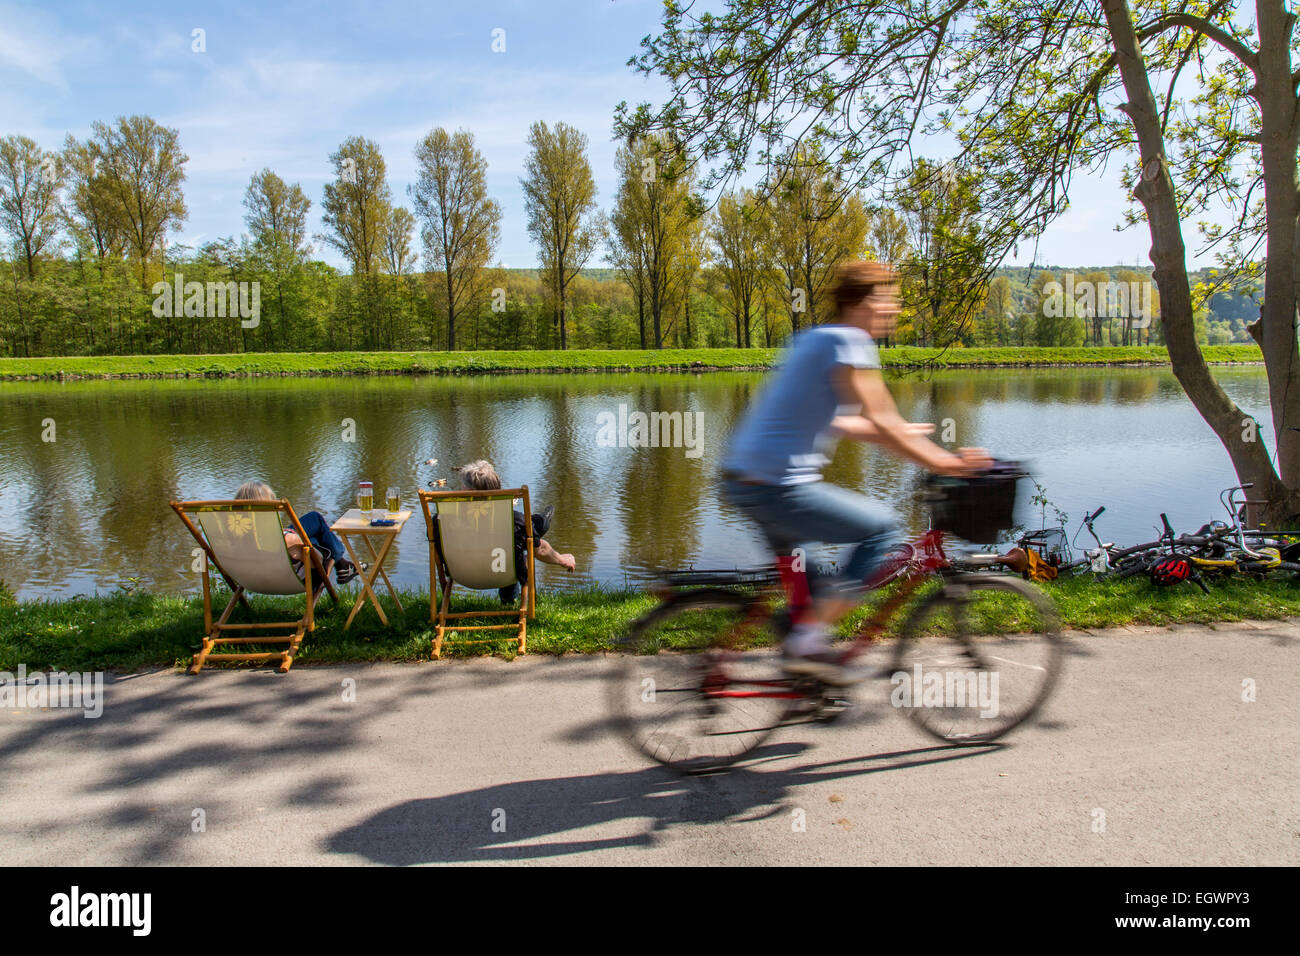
top-left (0, 573), bottom-right (1294, 673)
top-left (0, 344), bottom-right (1263, 381)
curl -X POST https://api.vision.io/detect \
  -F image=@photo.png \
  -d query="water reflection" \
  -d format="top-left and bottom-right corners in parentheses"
top-left (0, 367), bottom-right (1271, 600)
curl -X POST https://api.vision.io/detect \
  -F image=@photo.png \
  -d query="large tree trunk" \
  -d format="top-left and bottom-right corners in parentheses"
top-left (1103, 0), bottom-right (1299, 526)
top-left (1255, 0), bottom-right (1300, 493)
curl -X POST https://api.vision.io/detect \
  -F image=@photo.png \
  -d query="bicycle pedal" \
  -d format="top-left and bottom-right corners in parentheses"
top-left (814, 696), bottom-right (852, 723)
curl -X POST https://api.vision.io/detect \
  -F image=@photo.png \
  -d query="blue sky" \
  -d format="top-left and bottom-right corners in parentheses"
top-left (1, 0), bottom-right (1198, 271)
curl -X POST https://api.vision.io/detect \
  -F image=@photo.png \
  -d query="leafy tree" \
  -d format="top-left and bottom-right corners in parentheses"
top-left (767, 148), bottom-right (869, 331)
top-left (607, 137), bottom-right (699, 348)
top-left (410, 128), bottom-right (500, 351)
top-left (90, 116), bottom-right (187, 294)
top-left (321, 136), bottom-right (392, 347)
top-left (709, 189), bottom-right (765, 347)
top-left (0, 135), bottom-right (64, 278)
top-left (617, 0), bottom-right (1300, 521)
top-left (62, 136), bottom-right (124, 269)
top-left (1082, 270), bottom-right (1112, 346)
top-left (521, 121), bottom-right (601, 350)
top-left (868, 206), bottom-right (909, 266)
top-left (607, 164), bottom-right (650, 348)
top-left (380, 207), bottom-right (417, 349)
top-left (1115, 268), bottom-right (1158, 346)
top-left (894, 160), bottom-right (986, 348)
top-left (1034, 270), bottom-right (1084, 346)
top-left (244, 168), bottom-right (311, 350)
top-left (980, 276), bottom-right (1015, 346)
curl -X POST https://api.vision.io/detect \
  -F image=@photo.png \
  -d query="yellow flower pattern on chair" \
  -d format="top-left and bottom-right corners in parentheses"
top-left (225, 513), bottom-right (254, 538)
top-left (222, 510), bottom-right (284, 552)
top-left (462, 500), bottom-right (497, 531)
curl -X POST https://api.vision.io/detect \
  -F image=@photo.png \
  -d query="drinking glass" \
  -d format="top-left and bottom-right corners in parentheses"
top-left (386, 487), bottom-right (400, 514)
top-left (357, 481), bottom-right (374, 516)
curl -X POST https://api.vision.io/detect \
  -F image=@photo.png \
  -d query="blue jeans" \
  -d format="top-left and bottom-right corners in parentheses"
top-left (298, 511), bottom-right (348, 566)
top-left (722, 478), bottom-right (897, 595)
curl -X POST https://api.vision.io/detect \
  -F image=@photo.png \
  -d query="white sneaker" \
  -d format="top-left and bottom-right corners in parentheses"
top-left (782, 622), bottom-right (833, 657)
top-left (781, 624), bottom-right (855, 686)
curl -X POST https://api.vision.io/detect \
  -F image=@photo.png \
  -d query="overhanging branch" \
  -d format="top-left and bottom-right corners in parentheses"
top-left (1138, 13), bottom-right (1257, 74)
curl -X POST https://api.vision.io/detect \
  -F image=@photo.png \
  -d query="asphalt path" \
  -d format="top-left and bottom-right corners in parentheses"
top-left (1, 619), bottom-right (1295, 865)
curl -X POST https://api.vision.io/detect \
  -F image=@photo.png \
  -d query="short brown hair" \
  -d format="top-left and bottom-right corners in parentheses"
top-left (832, 260), bottom-right (898, 313)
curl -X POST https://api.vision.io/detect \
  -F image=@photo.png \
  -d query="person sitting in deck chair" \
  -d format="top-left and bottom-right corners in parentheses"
top-left (235, 481), bottom-right (362, 585)
top-left (454, 460), bottom-right (576, 604)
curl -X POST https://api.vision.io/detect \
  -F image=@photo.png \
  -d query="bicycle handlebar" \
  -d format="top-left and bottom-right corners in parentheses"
top-left (1221, 484), bottom-right (1265, 558)
top-left (1085, 505), bottom-right (1106, 524)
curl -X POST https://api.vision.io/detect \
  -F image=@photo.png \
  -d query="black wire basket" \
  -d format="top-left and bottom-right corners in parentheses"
top-left (924, 461), bottom-right (1026, 543)
top-left (1019, 526), bottom-right (1072, 567)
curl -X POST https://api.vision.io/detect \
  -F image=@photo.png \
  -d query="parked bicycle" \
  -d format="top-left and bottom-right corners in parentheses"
top-left (1059, 484), bottom-right (1300, 590)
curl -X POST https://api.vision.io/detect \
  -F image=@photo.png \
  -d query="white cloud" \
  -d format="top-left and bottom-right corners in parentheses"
top-left (0, 2), bottom-right (95, 91)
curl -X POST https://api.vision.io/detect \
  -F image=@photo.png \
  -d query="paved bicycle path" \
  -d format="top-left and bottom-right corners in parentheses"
top-left (1, 619), bottom-right (1295, 865)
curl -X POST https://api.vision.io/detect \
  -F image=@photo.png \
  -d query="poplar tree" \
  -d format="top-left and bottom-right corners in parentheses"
top-left (410, 128), bottom-right (499, 351)
top-left (522, 121), bottom-right (600, 350)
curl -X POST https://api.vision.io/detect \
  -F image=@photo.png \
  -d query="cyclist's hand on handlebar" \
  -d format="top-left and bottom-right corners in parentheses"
top-left (938, 447), bottom-right (993, 476)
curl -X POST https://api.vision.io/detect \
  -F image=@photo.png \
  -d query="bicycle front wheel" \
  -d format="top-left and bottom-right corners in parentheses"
top-left (891, 574), bottom-right (1063, 744)
top-left (607, 588), bottom-right (789, 773)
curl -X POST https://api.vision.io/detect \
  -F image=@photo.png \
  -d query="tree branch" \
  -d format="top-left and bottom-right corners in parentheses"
top-left (1139, 12), bottom-right (1257, 73)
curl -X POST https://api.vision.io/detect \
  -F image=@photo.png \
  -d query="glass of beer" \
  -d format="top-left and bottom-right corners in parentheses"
top-left (357, 481), bottom-right (374, 516)
top-left (386, 486), bottom-right (400, 514)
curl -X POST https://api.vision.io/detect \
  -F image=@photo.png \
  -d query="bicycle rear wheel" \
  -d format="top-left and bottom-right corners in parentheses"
top-left (1107, 550), bottom-right (1160, 580)
top-left (891, 574), bottom-right (1062, 744)
top-left (607, 588), bottom-right (790, 773)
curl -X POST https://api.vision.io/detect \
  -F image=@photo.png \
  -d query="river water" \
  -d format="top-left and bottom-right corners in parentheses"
top-left (0, 367), bottom-right (1270, 600)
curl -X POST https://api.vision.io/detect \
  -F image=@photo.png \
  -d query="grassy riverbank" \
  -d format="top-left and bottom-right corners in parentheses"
top-left (0, 344), bottom-right (1263, 381)
top-left (1, 574), bottom-right (1295, 673)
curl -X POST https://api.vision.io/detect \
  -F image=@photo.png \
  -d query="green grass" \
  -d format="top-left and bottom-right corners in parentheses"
top-left (0, 344), bottom-right (1263, 381)
top-left (1, 573), bottom-right (1295, 673)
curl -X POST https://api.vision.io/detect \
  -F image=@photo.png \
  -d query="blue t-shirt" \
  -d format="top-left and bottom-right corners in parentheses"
top-left (722, 325), bottom-right (880, 485)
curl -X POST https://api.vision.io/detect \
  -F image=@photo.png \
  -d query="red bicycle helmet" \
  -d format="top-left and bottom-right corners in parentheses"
top-left (1151, 557), bottom-right (1191, 586)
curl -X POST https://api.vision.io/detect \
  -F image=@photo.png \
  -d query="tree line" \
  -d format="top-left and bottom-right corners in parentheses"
top-left (0, 116), bottom-right (1253, 357)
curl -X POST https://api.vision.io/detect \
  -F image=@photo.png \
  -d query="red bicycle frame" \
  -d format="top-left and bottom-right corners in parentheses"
top-left (701, 528), bottom-right (955, 698)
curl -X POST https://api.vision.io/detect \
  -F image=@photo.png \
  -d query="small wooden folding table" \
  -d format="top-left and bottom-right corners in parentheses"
top-left (330, 508), bottom-right (412, 629)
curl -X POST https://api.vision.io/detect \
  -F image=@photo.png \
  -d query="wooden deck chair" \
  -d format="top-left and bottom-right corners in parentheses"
top-left (418, 487), bottom-right (534, 659)
top-left (171, 499), bottom-right (338, 674)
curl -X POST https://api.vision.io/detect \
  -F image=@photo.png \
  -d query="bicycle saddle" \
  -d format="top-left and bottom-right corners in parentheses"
top-left (998, 546), bottom-right (1031, 574)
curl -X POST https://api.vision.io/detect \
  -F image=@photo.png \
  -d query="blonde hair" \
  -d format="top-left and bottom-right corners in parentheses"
top-left (457, 460), bottom-right (501, 491)
top-left (235, 480), bottom-right (276, 501)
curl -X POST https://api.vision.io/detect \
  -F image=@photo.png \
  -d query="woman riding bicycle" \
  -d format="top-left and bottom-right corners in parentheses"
top-left (721, 260), bottom-right (990, 682)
